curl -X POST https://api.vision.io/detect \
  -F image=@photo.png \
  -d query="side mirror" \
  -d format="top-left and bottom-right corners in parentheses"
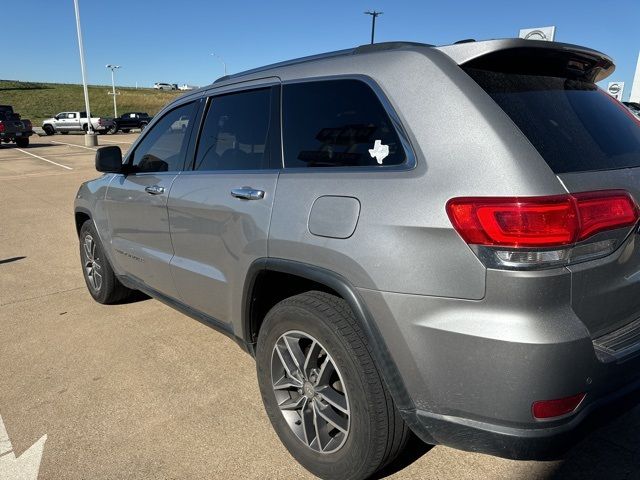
top-left (95, 146), bottom-right (123, 173)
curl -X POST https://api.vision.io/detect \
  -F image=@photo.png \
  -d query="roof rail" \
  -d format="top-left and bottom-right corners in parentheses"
top-left (212, 41), bottom-right (433, 85)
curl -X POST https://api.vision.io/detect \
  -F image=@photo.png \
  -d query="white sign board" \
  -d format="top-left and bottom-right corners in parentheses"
top-left (607, 82), bottom-right (625, 101)
top-left (519, 26), bottom-right (556, 42)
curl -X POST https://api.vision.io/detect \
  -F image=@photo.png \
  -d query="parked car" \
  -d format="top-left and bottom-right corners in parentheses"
top-left (75, 39), bottom-right (640, 480)
top-left (623, 101), bottom-right (640, 118)
top-left (42, 112), bottom-right (114, 135)
top-left (153, 82), bottom-right (176, 91)
top-left (0, 105), bottom-right (33, 147)
top-left (110, 112), bottom-right (152, 133)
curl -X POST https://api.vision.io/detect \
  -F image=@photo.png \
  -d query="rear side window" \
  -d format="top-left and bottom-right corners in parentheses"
top-left (194, 88), bottom-right (272, 171)
top-left (466, 68), bottom-right (640, 174)
top-left (282, 80), bottom-right (405, 168)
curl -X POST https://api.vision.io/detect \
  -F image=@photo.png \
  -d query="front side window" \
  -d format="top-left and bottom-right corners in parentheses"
top-left (194, 88), bottom-right (272, 171)
top-left (131, 101), bottom-right (197, 173)
top-left (282, 79), bottom-right (406, 168)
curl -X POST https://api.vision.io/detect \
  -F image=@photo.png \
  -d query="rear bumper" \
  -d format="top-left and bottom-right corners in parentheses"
top-left (405, 374), bottom-right (640, 460)
top-left (1, 130), bottom-right (33, 140)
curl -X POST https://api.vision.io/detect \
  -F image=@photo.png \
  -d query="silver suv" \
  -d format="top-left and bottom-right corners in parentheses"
top-left (75, 39), bottom-right (640, 479)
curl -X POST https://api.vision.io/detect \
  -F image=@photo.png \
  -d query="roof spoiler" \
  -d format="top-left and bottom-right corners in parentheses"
top-left (437, 38), bottom-right (615, 82)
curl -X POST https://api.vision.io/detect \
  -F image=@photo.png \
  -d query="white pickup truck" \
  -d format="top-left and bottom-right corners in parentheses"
top-left (41, 111), bottom-right (114, 135)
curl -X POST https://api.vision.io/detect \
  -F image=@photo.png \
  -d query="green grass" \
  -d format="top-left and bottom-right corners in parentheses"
top-left (0, 79), bottom-right (183, 126)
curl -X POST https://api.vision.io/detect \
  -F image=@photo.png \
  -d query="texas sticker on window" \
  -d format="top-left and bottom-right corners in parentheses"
top-left (368, 139), bottom-right (389, 164)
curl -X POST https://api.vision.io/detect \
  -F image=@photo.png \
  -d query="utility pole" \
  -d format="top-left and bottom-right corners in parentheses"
top-left (364, 10), bottom-right (383, 44)
top-left (73, 0), bottom-right (97, 146)
top-left (106, 64), bottom-right (121, 118)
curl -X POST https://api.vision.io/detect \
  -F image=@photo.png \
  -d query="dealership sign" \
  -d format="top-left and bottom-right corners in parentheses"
top-left (518, 26), bottom-right (556, 42)
top-left (607, 82), bottom-right (625, 101)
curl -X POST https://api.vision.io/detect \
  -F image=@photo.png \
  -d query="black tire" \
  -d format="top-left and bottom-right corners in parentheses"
top-left (108, 124), bottom-right (118, 134)
top-left (61, 131), bottom-right (69, 135)
top-left (43, 125), bottom-right (55, 136)
top-left (139, 122), bottom-right (148, 131)
top-left (15, 137), bottom-right (29, 148)
top-left (121, 129), bottom-right (130, 133)
top-left (256, 291), bottom-right (410, 480)
top-left (79, 220), bottom-right (133, 304)
top-left (82, 124), bottom-right (88, 133)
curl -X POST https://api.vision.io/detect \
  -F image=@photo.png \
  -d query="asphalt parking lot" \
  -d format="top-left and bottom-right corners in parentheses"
top-left (1, 133), bottom-right (639, 479)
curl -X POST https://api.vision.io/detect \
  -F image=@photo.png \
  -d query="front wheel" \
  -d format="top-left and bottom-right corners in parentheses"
top-left (79, 220), bottom-right (133, 304)
top-left (43, 125), bottom-right (55, 136)
top-left (256, 291), bottom-right (410, 480)
top-left (108, 124), bottom-right (118, 134)
top-left (15, 137), bottom-right (29, 148)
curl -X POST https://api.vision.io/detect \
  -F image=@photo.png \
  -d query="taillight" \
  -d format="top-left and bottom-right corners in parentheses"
top-left (0, 121), bottom-right (4, 133)
top-left (23, 120), bottom-right (32, 130)
top-left (447, 190), bottom-right (638, 269)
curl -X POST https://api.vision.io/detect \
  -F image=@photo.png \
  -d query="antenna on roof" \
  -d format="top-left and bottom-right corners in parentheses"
top-left (364, 11), bottom-right (383, 44)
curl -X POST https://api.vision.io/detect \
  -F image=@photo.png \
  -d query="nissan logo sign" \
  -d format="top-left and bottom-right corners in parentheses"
top-left (524, 30), bottom-right (548, 41)
top-left (609, 84), bottom-right (621, 95)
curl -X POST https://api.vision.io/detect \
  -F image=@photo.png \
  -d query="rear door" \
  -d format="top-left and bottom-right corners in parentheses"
top-left (465, 54), bottom-right (640, 339)
top-left (168, 82), bottom-right (280, 325)
top-left (104, 99), bottom-right (201, 298)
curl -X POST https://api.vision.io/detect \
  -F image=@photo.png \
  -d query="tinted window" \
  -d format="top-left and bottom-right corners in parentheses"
top-left (131, 101), bottom-right (197, 173)
top-left (466, 68), bottom-right (640, 174)
top-left (194, 88), bottom-right (272, 171)
top-left (282, 80), bottom-right (405, 168)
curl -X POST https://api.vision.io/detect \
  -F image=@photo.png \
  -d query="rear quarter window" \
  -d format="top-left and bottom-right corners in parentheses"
top-left (282, 79), bottom-right (406, 168)
top-left (466, 68), bottom-right (640, 174)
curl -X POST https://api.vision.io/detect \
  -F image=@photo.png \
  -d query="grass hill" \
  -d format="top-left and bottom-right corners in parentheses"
top-left (0, 80), bottom-right (183, 125)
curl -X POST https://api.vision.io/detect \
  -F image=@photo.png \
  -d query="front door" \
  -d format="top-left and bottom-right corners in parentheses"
top-left (168, 84), bottom-right (281, 325)
top-left (104, 100), bottom-right (200, 298)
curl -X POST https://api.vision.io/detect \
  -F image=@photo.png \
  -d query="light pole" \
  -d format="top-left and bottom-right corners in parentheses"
top-left (210, 52), bottom-right (228, 76)
top-left (106, 64), bottom-right (120, 118)
top-left (73, 0), bottom-right (97, 146)
top-left (364, 10), bottom-right (383, 44)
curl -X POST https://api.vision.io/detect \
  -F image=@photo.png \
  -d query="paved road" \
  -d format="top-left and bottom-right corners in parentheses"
top-left (0, 134), bottom-right (638, 479)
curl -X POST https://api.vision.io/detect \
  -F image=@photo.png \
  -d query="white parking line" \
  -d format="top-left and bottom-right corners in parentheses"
top-left (99, 139), bottom-right (133, 145)
top-left (49, 140), bottom-right (97, 151)
top-left (15, 148), bottom-right (73, 170)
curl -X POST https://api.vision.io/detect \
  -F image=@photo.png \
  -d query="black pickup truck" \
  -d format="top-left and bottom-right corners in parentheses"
top-left (0, 105), bottom-right (33, 147)
top-left (110, 112), bottom-right (152, 133)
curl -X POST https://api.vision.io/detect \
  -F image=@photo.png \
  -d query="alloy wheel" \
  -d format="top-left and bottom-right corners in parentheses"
top-left (271, 330), bottom-right (350, 454)
top-left (83, 234), bottom-right (102, 292)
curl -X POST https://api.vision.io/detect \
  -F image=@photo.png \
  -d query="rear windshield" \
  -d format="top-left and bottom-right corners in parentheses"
top-left (466, 68), bottom-right (640, 174)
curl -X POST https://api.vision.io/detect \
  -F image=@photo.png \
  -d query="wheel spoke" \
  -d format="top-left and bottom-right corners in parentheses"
top-left (303, 340), bottom-right (322, 376)
top-left (316, 386), bottom-right (349, 414)
top-left (315, 401), bottom-right (348, 434)
top-left (83, 238), bottom-right (92, 260)
top-left (273, 374), bottom-right (302, 391)
top-left (316, 355), bottom-right (336, 386)
top-left (300, 398), bottom-right (316, 447)
top-left (278, 395), bottom-right (305, 411)
top-left (274, 343), bottom-right (302, 381)
top-left (312, 401), bottom-right (325, 452)
top-left (283, 335), bottom-right (307, 372)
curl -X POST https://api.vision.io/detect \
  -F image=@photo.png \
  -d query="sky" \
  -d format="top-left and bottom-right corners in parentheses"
top-left (4, 0), bottom-right (640, 99)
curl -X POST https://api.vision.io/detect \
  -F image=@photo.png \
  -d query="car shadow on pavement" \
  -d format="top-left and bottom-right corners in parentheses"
top-left (374, 433), bottom-right (433, 479)
top-left (0, 143), bottom-right (60, 150)
top-left (116, 290), bottom-right (151, 304)
top-left (544, 405), bottom-right (640, 479)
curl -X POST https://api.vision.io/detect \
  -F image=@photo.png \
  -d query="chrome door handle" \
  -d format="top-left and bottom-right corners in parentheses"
top-left (144, 185), bottom-right (165, 195)
top-left (231, 187), bottom-right (265, 200)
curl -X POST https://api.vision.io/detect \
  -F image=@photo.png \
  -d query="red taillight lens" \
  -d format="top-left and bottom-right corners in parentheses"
top-left (532, 393), bottom-right (586, 419)
top-left (574, 191), bottom-right (639, 241)
top-left (23, 120), bottom-right (32, 129)
top-left (0, 121), bottom-right (4, 133)
top-left (447, 191), bottom-right (638, 248)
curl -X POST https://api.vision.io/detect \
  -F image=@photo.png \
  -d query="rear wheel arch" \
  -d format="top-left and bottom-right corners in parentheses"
top-left (75, 209), bottom-right (91, 236)
top-left (242, 258), bottom-right (416, 413)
